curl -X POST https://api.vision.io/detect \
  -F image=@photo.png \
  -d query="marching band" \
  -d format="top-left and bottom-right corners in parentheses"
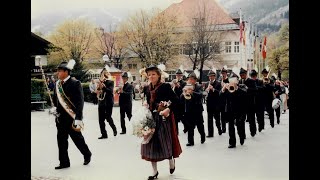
top-left (49, 61), bottom-right (287, 174)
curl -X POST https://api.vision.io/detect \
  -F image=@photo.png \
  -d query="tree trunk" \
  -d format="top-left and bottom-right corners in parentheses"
top-left (278, 70), bottom-right (282, 80)
top-left (199, 58), bottom-right (204, 84)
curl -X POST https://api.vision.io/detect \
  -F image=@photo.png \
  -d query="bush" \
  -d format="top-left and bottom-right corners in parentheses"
top-left (31, 78), bottom-right (47, 103)
top-left (31, 79), bottom-right (93, 110)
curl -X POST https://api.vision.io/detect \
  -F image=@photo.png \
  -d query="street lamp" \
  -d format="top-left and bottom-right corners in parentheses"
top-left (36, 55), bottom-right (41, 67)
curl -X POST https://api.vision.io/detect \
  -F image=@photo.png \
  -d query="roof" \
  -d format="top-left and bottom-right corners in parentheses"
top-left (31, 32), bottom-right (53, 55)
top-left (163, 0), bottom-right (236, 28)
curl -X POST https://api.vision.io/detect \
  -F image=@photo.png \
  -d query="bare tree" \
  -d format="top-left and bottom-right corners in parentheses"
top-left (119, 9), bottom-right (179, 67)
top-left (185, 2), bottom-right (223, 83)
top-left (94, 24), bottom-right (127, 68)
top-left (47, 18), bottom-right (95, 81)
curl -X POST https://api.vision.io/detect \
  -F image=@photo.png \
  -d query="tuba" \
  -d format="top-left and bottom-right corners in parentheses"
top-left (96, 70), bottom-right (110, 101)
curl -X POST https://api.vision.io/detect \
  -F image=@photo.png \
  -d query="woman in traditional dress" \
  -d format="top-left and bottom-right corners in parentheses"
top-left (141, 65), bottom-right (182, 180)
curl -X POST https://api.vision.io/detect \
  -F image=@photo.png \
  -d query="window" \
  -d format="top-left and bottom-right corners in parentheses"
top-left (225, 42), bottom-right (231, 53)
top-left (132, 76), bottom-right (136, 81)
top-left (234, 41), bottom-right (239, 53)
top-left (128, 64), bottom-right (137, 69)
top-left (182, 44), bottom-right (193, 55)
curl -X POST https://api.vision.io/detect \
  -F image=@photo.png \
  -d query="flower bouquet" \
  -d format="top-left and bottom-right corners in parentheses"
top-left (132, 106), bottom-right (156, 144)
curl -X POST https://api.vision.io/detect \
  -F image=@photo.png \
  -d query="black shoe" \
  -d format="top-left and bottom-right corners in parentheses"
top-left (206, 135), bottom-right (213, 138)
top-left (271, 124), bottom-right (274, 128)
top-left (83, 153), bottom-right (91, 165)
top-left (240, 138), bottom-right (245, 145)
top-left (186, 143), bottom-right (194, 146)
top-left (55, 164), bottom-right (70, 169)
top-left (201, 138), bottom-right (206, 144)
top-left (218, 130), bottom-right (222, 135)
top-left (228, 144), bottom-right (236, 148)
top-left (251, 132), bottom-right (256, 137)
top-left (120, 132), bottom-right (126, 135)
top-left (98, 135), bottom-right (108, 139)
top-left (148, 171), bottom-right (159, 180)
top-left (277, 120), bottom-right (280, 124)
top-left (170, 159), bottom-right (175, 174)
top-left (222, 129), bottom-right (226, 133)
top-left (113, 130), bottom-right (117, 136)
top-left (258, 128), bottom-right (262, 132)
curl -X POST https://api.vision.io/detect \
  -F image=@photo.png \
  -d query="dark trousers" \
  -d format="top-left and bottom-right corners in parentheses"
top-left (120, 104), bottom-right (132, 133)
top-left (91, 93), bottom-right (97, 104)
top-left (255, 106), bottom-right (265, 130)
top-left (186, 113), bottom-right (206, 144)
top-left (265, 100), bottom-right (275, 126)
top-left (227, 113), bottom-right (246, 146)
top-left (56, 118), bottom-right (91, 165)
top-left (275, 106), bottom-right (281, 123)
top-left (207, 110), bottom-right (222, 136)
top-left (98, 104), bottom-right (117, 137)
top-left (246, 111), bottom-right (256, 136)
top-left (221, 111), bottom-right (228, 130)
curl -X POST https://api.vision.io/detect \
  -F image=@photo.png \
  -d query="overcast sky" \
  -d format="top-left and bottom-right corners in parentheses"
top-left (31, 0), bottom-right (185, 18)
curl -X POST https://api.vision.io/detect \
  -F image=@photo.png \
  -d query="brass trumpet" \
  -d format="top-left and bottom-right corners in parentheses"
top-left (227, 83), bottom-right (237, 93)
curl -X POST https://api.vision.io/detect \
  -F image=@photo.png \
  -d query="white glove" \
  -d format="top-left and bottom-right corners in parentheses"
top-left (49, 107), bottom-right (56, 114)
top-left (74, 120), bottom-right (82, 125)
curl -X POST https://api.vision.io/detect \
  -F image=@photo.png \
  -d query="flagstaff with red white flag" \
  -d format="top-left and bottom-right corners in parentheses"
top-left (262, 36), bottom-right (267, 68)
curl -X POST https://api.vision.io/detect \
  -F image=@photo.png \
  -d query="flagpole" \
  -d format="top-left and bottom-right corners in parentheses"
top-left (239, 8), bottom-right (242, 68)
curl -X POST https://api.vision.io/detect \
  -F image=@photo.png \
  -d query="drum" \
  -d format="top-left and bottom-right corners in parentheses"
top-left (272, 98), bottom-right (281, 109)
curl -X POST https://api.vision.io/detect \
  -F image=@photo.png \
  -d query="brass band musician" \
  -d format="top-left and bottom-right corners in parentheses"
top-left (204, 68), bottom-right (223, 137)
top-left (239, 67), bottom-right (257, 137)
top-left (97, 67), bottom-right (117, 139)
top-left (220, 76), bottom-right (247, 148)
top-left (261, 68), bottom-right (276, 128)
top-left (180, 71), bottom-right (206, 146)
top-left (172, 67), bottom-right (187, 134)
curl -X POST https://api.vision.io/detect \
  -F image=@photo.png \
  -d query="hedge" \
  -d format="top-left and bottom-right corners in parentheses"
top-left (31, 79), bottom-right (94, 110)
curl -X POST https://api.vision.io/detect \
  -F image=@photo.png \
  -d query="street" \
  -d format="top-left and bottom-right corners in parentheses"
top-left (31, 100), bottom-right (289, 180)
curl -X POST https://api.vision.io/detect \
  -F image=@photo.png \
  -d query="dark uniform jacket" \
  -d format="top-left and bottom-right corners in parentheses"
top-left (173, 79), bottom-right (187, 97)
top-left (53, 77), bottom-right (84, 124)
top-left (238, 78), bottom-right (257, 112)
top-left (219, 88), bottom-right (246, 116)
top-left (262, 78), bottom-right (275, 103)
top-left (253, 79), bottom-right (265, 109)
top-left (119, 82), bottom-right (133, 107)
top-left (180, 83), bottom-right (204, 113)
top-left (205, 80), bottom-right (222, 111)
top-left (98, 79), bottom-right (114, 106)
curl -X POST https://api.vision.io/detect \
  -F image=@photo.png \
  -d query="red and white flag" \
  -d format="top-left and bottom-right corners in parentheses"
top-left (262, 36), bottom-right (267, 59)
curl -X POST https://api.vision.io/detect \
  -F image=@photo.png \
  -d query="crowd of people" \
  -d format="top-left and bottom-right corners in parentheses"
top-left (49, 60), bottom-right (288, 179)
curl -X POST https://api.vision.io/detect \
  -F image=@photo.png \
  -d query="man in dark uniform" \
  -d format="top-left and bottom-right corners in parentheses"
top-left (97, 69), bottom-right (117, 139)
top-left (261, 68), bottom-right (275, 127)
top-left (172, 68), bottom-right (187, 134)
top-left (181, 72), bottom-right (206, 146)
top-left (117, 72), bottom-right (133, 134)
top-left (250, 69), bottom-right (265, 132)
top-left (53, 60), bottom-right (92, 169)
top-left (274, 80), bottom-right (285, 124)
top-left (220, 77), bottom-right (247, 148)
top-left (204, 68), bottom-right (223, 137)
top-left (239, 67), bottom-right (257, 137)
top-left (219, 66), bottom-right (229, 132)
